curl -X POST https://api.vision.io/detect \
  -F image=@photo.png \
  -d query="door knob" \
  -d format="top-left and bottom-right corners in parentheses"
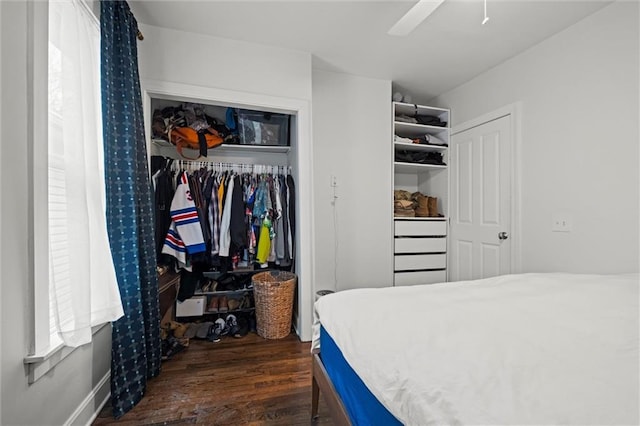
top-left (498, 231), bottom-right (509, 240)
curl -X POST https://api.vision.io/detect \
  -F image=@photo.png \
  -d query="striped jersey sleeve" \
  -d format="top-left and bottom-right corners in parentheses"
top-left (170, 172), bottom-right (206, 255)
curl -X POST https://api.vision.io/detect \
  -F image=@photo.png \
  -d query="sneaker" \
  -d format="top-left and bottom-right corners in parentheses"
top-left (234, 316), bottom-right (249, 338)
top-left (208, 318), bottom-right (226, 343)
top-left (226, 314), bottom-right (240, 337)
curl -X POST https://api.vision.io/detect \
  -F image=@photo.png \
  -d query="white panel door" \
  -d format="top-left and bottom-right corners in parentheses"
top-left (450, 115), bottom-right (511, 281)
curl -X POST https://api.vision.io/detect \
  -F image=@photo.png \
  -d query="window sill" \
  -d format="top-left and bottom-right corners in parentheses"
top-left (24, 323), bottom-right (110, 384)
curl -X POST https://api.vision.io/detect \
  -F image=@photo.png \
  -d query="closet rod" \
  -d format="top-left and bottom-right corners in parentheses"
top-left (170, 159), bottom-right (291, 175)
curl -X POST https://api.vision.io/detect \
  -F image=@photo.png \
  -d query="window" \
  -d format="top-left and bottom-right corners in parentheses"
top-left (25, 0), bottom-right (123, 378)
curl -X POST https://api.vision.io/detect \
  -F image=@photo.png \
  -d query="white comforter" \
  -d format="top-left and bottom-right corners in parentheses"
top-left (313, 273), bottom-right (639, 425)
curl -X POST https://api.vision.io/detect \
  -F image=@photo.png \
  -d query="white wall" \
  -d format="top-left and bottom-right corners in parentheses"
top-left (137, 24), bottom-right (317, 340)
top-left (312, 69), bottom-right (393, 291)
top-left (0, 3), bottom-right (111, 425)
top-left (432, 1), bottom-right (639, 274)
top-left (138, 24), bottom-right (312, 101)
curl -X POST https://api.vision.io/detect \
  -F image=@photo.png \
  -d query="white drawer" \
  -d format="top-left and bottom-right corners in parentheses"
top-left (394, 270), bottom-right (447, 286)
top-left (395, 220), bottom-right (447, 237)
top-left (395, 237), bottom-right (446, 254)
top-left (395, 253), bottom-right (447, 271)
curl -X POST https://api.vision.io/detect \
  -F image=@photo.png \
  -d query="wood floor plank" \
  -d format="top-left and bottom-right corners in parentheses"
top-left (93, 333), bottom-right (334, 425)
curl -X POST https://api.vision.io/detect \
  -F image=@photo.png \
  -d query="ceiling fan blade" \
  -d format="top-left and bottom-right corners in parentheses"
top-left (388, 0), bottom-right (447, 36)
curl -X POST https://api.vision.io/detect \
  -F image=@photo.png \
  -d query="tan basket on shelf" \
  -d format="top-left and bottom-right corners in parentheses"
top-left (252, 271), bottom-right (297, 339)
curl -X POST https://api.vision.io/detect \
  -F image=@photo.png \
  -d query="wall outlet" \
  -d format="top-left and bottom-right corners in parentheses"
top-left (330, 175), bottom-right (338, 187)
top-left (552, 212), bottom-right (573, 232)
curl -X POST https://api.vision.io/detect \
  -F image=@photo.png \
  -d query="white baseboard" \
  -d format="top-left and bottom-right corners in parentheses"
top-left (64, 371), bottom-right (111, 426)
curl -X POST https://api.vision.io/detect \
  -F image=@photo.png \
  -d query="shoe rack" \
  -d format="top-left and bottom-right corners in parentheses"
top-left (197, 270), bottom-right (257, 315)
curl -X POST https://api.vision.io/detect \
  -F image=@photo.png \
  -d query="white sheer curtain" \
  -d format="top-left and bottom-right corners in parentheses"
top-left (48, 0), bottom-right (124, 348)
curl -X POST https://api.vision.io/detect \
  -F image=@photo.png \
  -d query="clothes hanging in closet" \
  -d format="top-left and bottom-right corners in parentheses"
top-left (152, 157), bottom-right (296, 275)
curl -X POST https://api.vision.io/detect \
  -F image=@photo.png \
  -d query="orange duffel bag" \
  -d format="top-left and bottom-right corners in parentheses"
top-left (168, 126), bottom-right (223, 159)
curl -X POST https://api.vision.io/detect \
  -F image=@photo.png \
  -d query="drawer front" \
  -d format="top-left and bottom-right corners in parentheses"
top-left (395, 237), bottom-right (446, 254)
top-left (395, 220), bottom-right (447, 237)
top-left (394, 253), bottom-right (447, 271)
top-left (394, 270), bottom-right (447, 286)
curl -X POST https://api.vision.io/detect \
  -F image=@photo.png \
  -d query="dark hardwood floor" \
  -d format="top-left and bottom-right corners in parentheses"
top-left (93, 332), bottom-right (333, 425)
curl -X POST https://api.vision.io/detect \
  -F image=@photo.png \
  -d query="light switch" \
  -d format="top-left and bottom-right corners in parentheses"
top-left (552, 212), bottom-right (572, 232)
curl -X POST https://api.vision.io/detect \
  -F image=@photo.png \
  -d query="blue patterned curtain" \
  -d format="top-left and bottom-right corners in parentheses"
top-left (100, 0), bottom-right (161, 418)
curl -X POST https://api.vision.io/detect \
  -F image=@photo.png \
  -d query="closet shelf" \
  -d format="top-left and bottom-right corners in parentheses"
top-left (394, 122), bottom-right (448, 138)
top-left (393, 216), bottom-right (448, 221)
top-left (394, 162), bottom-right (447, 173)
top-left (394, 102), bottom-right (449, 117)
top-left (195, 288), bottom-right (253, 296)
top-left (151, 138), bottom-right (290, 154)
top-left (394, 142), bottom-right (447, 153)
top-left (204, 308), bottom-right (255, 315)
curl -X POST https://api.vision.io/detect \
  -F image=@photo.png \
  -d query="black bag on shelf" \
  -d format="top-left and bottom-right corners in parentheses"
top-left (415, 114), bottom-right (447, 127)
top-left (395, 150), bottom-right (445, 166)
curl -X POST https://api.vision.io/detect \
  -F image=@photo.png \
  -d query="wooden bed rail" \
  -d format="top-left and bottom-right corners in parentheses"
top-left (311, 352), bottom-right (352, 425)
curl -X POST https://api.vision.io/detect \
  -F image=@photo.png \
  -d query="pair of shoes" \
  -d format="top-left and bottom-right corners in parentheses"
top-left (238, 294), bottom-right (252, 310)
top-left (208, 318), bottom-right (227, 343)
top-left (207, 295), bottom-right (228, 313)
top-left (201, 279), bottom-right (219, 292)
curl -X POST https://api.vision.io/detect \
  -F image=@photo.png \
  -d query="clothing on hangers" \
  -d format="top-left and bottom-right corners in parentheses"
top-left (157, 157), bottom-right (296, 273)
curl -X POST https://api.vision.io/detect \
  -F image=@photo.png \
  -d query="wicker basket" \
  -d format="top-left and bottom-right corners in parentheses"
top-left (252, 271), bottom-right (297, 339)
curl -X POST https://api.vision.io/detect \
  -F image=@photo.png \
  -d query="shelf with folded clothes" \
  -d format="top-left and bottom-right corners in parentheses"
top-left (393, 216), bottom-right (447, 221)
top-left (394, 122), bottom-right (448, 138)
top-left (395, 144), bottom-right (446, 164)
top-left (393, 141), bottom-right (447, 153)
top-left (394, 101), bottom-right (449, 118)
top-left (394, 162), bottom-right (447, 174)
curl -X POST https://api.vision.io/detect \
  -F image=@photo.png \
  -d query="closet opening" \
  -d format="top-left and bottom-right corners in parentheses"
top-left (142, 86), bottom-right (313, 357)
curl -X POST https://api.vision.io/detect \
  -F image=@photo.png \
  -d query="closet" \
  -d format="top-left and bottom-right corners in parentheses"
top-left (392, 101), bottom-right (450, 285)
top-left (146, 93), bottom-right (305, 338)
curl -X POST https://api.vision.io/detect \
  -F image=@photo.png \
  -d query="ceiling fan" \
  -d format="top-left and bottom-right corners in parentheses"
top-left (388, 0), bottom-right (489, 36)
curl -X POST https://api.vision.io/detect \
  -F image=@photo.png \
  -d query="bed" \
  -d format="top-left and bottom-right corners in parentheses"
top-left (311, 273), bottom-right (639, 425)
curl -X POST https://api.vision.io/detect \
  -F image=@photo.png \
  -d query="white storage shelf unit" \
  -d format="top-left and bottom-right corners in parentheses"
top-left (393, 102), bottom-right (450, 286)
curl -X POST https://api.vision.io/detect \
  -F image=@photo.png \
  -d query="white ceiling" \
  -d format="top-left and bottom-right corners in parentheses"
top-left (129, 0), bottom-right (612, 101)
